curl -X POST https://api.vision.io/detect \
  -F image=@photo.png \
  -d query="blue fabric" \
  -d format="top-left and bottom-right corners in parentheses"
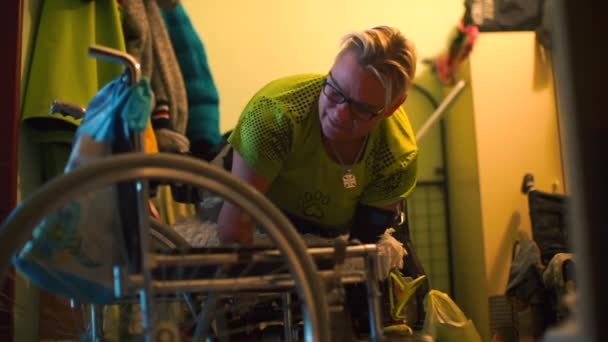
top-left (13, 196), bottom-right (119, 304)
top-left (81, 74), bottom-right (153, 142)
top-left (161, 4), bottom-right (222, 146)
top-left (13, 257), bottom-right (115, 304)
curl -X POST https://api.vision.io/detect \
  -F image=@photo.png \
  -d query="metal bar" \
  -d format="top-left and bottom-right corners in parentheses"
top-left (415, 79), bottom-right (466, 142)
top-left (282, 292), bottom-right (294, 342)
top-left (151, 244), bottom-right (377, 267)
top-left (135, 182), bottom-right (154, 341)
top-left (193, 291), bottom-right (219, 341)
top-left (90, 304), bottom-right (103, 342)
top-left (439, 119), bottom-right (455, 296)
top-left (88, 45), bottom-right (141, 86)
top-left (87, 44), bottom-right (152, 340)
top-left (138, 270), bottom-right (367, 294)
top-left (87, 45), bottom-right (145, 153)
top-left (111, 292), bottom-right (287, 306)
top-left (364, 250), bottom-right (384, 342)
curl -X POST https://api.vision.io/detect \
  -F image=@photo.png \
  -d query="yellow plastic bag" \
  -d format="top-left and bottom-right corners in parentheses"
top-left (388, 270), bottom-right (427, 321)
top-left (422, 290), bottom-right (482, 342)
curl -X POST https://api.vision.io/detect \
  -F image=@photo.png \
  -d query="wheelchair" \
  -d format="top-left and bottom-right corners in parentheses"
top-left (0, 46), bottom-right (391, 341)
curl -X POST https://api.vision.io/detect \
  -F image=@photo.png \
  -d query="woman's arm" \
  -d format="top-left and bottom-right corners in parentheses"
top-left (217, 149), bottom-right (270, 245)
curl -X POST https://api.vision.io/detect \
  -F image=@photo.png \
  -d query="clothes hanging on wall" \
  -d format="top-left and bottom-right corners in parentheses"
top-left (161, 3), bottom-right (223, 160)
top-left (18, 2), bottom-right (128, 340)
top-left (21, 0), bottom-right (125, 144)
top-left (122, 0), bottom-right (190, 154)
top-left (122, 0), bottom-right (197, 224)
top-left (432, 3), bottom-right (479, 86)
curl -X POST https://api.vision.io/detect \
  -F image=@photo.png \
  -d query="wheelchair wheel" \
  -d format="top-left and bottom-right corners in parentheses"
top-left (0, 153), bottom-right (330, 342)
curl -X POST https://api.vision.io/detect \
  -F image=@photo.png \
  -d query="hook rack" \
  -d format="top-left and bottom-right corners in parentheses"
top-left (521, 173), bottom-right (535, 194)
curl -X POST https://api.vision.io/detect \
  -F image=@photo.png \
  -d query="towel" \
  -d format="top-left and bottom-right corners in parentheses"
top-left (122, 0), bottom-right (189, 151)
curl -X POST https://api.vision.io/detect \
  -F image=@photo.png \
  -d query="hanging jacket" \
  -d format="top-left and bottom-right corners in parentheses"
top-left (161, 3), bottom-right (223, 159)
top-left (21, 0), bottom-right (125, 143)
top-left (122, 0), bottom-right (190, 153)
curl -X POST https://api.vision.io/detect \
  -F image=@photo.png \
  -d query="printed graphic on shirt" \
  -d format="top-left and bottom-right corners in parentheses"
top-left (299, 191), bottom-right (330, 220)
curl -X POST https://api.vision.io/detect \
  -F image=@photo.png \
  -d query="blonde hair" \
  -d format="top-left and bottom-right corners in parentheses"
top-left (338, 25), bottom-right (418, 107)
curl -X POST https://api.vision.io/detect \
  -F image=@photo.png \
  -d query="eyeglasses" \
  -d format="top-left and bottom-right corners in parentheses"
top-left (322, 74), bottom-right (385, 121)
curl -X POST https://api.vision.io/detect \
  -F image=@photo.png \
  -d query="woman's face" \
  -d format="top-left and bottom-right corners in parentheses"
top-left (318, 49), bottom-right (388, 142)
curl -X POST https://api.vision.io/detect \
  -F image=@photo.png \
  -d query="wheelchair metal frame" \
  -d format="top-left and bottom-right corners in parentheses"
top-left (1, 46), bottom-right (388, 341)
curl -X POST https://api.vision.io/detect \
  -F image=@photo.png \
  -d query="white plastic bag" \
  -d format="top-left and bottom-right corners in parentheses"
top-left (422, 290), bottom-right (482, 342)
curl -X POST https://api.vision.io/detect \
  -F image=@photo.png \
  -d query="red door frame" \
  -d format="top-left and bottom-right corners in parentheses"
top-left (0, 0), bottom-right (23, 340)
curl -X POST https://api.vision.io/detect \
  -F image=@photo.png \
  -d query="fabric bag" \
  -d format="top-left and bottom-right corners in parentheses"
top-left (505, 239), bottom-right (545, 311)
top-left (467, 0), bottom-right (545, 32)
top-left (13, 74), bottom-right (153, 304)
top-left (422, 289), bottom-right (482, 342)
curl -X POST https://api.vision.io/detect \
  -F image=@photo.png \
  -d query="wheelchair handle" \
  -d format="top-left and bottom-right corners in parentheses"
top-left (88, 45), bottom-right (141, 86)
top-left (88, 45), bottom-right (144, 152)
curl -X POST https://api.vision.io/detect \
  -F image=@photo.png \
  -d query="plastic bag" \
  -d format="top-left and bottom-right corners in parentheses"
top-left (422, 289), bottom-right (482, 342)
top-left (13, 74), bottom-right (153, 304)
top-left (376, 228), bottom-right (408, 280)
top-left (388, 271), bottom-right (426, 322)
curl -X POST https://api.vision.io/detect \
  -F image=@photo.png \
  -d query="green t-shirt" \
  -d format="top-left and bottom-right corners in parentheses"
top-left (228, 74), bottom-right (418, 234)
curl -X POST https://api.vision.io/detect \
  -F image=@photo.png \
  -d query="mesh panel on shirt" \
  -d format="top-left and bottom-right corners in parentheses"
top-left (276, 77), bottom-right (323, 125)
top-left (241, 97), bottom-right (293, 161)
top-left (240, 76), bottom-right (323, 162)
top-left (363, 125), bottom-right (414, 199)
top-left (366, 128), bottom-right (398, 177)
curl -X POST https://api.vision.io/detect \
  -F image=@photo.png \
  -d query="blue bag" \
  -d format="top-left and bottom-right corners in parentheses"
top-left (14, 74), bottom-right (153, 304)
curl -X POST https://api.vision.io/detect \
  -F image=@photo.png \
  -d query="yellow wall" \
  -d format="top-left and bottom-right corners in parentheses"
top-left (445, 32), bottom-right (564, 341)
top-left (443, 57), bottom-right (489, 338)
top-left (181, 0), bottom-right (465, 133)
top-left (472, 32), bottom-right (564, 293)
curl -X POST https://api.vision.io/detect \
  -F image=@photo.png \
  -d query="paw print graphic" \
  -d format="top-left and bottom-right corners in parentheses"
top-left (300, 191), bottom-right (330, 219)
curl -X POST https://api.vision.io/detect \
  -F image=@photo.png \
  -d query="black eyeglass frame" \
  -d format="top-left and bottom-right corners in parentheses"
top-left (322, 74), bottom-right (385, 121)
